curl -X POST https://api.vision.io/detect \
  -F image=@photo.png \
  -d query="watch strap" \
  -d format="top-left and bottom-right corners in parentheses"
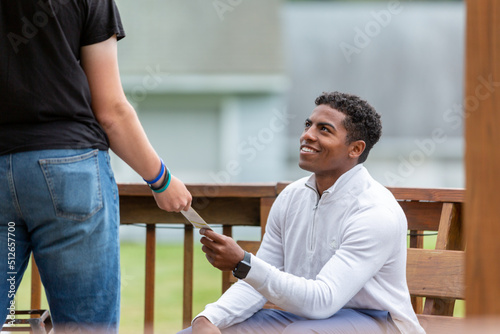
top-left (232, 251), bottom-right (251, 279)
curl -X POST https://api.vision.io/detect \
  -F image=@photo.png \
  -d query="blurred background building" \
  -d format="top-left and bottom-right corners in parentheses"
top-left (112, 0), bottom-right (464, 190)
top-left (113, 0), bottom-right (465, 240)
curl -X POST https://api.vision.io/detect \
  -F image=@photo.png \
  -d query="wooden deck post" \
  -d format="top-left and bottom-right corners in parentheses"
top-left (182, 225), bottom-right (194, 329)
top-left (464, 0), bottom-right (500, 316)
top-left (30, 256), bottom-right (42, 312)
top-left (221, 225), bottom-right (233, 294)
top-left (144, 224), bottom-right (156, 333)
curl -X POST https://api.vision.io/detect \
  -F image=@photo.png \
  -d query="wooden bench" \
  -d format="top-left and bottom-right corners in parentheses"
top-left (223, 186), bottom-right (465, 334)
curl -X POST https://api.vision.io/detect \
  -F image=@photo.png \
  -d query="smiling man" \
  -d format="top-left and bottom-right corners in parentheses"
top-left (179, 92), bottom-right (425, 334)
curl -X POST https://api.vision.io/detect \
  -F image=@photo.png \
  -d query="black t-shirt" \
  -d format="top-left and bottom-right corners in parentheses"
top-left (0, 0), bottom-right (125, 155)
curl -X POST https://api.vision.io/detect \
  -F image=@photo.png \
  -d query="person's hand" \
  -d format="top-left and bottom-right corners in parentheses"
top-left (192, 317), bottom-right (221, 334)
top-left (152, 175), bottom-right (192, 212)
top-left (199, 229), bottom-right (245, 271)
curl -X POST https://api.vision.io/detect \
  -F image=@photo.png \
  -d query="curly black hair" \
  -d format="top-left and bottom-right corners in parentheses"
top-left (315, 92), bottom-right (382, 164)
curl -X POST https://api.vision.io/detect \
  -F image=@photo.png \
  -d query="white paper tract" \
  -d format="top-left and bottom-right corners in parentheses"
top-left (181, 207), bottom-right (212, 230)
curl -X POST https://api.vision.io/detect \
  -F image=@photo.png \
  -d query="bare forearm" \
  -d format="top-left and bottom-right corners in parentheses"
top-left (100, 100), bottom-right (160, 181)
top-left (97, 101), bottom-right (191, 211)
top-left (81, 36), bottom-right (191, 212)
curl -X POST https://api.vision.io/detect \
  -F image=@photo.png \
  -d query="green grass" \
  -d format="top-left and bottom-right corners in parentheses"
top-left (13, 234), bottom-right (464, 333)
top-left (14, 242), bottom-right (221, 334)
top-left (118, 242), bottom-right (222, 333)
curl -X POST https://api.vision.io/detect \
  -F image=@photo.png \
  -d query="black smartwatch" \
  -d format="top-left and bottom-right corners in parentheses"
top-left (232, 251), bottom-right (251, 279)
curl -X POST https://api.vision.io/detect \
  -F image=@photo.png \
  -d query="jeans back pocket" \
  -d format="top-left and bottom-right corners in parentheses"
top-left (39, 150), bottom-right (103, 221)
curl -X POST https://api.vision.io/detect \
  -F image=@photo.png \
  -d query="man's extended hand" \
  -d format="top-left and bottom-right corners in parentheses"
top-left (192, 317), bottom-right (221, 334)
top-left (200, 229), bottom-right (245, 271)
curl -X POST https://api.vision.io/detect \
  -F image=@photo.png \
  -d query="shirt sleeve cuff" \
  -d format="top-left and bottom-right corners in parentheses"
top-left (193, 309), bottom-right (221, 328)
top-left (243, 254), bottom-right (271, 288)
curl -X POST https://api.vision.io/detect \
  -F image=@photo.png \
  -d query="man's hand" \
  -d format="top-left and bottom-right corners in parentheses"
top-left (200, 229), bottom-right (245, 271)
top-left (192, 316), bottom-right (221, 334)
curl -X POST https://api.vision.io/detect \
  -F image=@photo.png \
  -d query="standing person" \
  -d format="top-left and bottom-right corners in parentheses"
top-left (0, 1), bottom-right (192, 333)
top-left (179, 92), bottom-right (425, 333)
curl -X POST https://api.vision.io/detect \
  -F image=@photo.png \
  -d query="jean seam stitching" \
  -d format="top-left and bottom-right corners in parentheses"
top-left (8, 154), bottom-right (24, 220)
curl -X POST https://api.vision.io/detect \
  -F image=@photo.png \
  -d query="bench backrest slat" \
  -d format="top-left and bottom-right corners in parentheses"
top-left (400, 201), bottom-right (444, 231)
top-left (407, 249), bottom-right (465, 299)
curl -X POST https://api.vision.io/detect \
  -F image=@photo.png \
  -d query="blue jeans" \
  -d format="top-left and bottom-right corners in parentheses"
top-left (0, 149), bottom-right (120, 333)
top-left (178, 308), bottom-right (400, 334)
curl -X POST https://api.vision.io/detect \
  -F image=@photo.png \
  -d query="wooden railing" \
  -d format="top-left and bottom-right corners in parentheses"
top-left (118, 184), bottom-right (466, 332)
top-left (118, 183), bottom-right (281, 332)
top-left (12, 183), bottom-right (466, 334)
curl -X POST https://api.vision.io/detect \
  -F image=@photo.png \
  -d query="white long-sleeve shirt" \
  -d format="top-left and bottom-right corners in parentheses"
top-left (197, 165), bottom-right (425, 333)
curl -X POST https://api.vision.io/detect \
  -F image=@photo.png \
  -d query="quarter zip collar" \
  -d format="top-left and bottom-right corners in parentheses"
top-left (304, 165), bottom-right (365, 253)
top-left (304, 164), bottom-right (365, 199)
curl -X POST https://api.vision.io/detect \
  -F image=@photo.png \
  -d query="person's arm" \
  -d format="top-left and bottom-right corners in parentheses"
top-left (192, 227), bottom-right (274, 329)
top-left (191, 317), bottom-right (221, 334)
top-left (189, 194), bottom-right (288, 330)
top-left (80, 35), bottom-right (191, 212)
top-left (201, 207), bottom-right (400, 319)
top-left (201, 189), bottom-right (286, 271)
top-left (193, 270), bottom-right (267, 329)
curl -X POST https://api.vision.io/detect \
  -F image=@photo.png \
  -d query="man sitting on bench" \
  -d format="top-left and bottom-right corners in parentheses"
top-left (178, 92), bottom-right (425, 334)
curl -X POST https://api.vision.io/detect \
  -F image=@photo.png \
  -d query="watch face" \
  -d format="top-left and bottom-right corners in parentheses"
top-left (233, 252), bottom-right (251, 279)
